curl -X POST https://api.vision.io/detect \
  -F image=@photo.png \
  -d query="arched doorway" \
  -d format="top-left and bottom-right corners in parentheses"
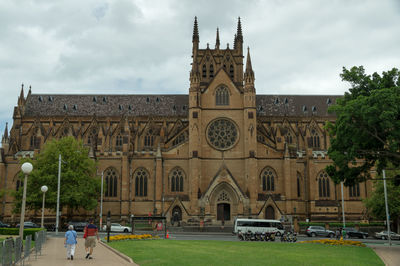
top-left (217, 203), bottom-right (230, 221)
top-left (171, 206), bottom-right (182, 226)
top-left (265, 205), bottom-right (275, 219)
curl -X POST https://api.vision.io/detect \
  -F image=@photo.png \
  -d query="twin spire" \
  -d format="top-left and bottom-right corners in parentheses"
top-left (192, 17), bottom-right (244, 50)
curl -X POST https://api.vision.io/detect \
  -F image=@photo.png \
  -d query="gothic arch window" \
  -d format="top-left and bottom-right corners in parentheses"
top-left (297, 173), bottom-right (301, 197)
top-left (285, 131), bottom-right (293, 144)
top-left (309, 128), bottom-right (320, 148)
top-left (318, 171), bottom-right (330, 198)
top-left (104, 167), bottom-right (118, 197)
top-left (87, 128), bottom-right (98, 146)
top-left (16, 179), bottom-right (23, 192)
top-left (170, 167), bottom-right (185, 192)
top-left (215, 86), bottom-right (229, 106)
top-left (209, 64), bottom-right (214, 78)
top-left (144, 133), bottom-right (154, 148)
top-left (30, 135), bottom-right (40, 149)
top-left (229, 64), bottom-right (234, 78)
top-left (134, 168), bottom-right (148, 197)
top-left (261, 167), bottom-right (276, 192)
top-left (202, 64), bottom-right (207, 78)
top-left (349, 183), bottom-right (360, 197)
top-left (115, 135), bottom-right (123, 151)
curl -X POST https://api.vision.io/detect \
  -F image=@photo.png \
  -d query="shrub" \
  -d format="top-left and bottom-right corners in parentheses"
top-left (0, 228), bottom-right (44, 240)
top-left (299, 239), bottom-right (366, 247)
top-left (106, 234), bottom-right (159, 242)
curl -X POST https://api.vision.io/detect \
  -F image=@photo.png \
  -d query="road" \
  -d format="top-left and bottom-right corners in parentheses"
top-left (46, 231), bottom-right (400, 245)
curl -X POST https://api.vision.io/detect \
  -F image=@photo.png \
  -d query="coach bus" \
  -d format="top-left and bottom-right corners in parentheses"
top-left (233, 218), bottom-right (285, 236)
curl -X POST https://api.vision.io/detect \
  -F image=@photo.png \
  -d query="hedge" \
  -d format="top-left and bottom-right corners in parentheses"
top-left (0, 228), bottom-right (44, 240)
top-left (298, 222), bottom-right (385, 227)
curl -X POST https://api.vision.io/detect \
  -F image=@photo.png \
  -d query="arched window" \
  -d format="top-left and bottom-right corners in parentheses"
top-left (87, 128), bottom-right (98, 146)
top-left (134, 168), bottom-right (148, 197)
top-left (104, 167), bottom-right (118, 197)
top-left (30, 135), bottom-right (40, 149)
top-left (286, 131), bottom-right (293, 144)
top-left (16, 179), bottom-right (23, 192)
top-left (261, 167), bottom-right (276, 192)
top-left (202, 64), bottom-right (207, 78)
top-left (229, 64), bottom-right (234, 78)
top-left (144, 134), bottom-right (154, 148)
top-left (309, 129), bottom-right (320, 148)
top-left (209, 64), bottom-right (214, 78)
top-left (215, 86), bottom-right (229, 106)
top-left (349, 183), bottom-right (360, 197)
top-left (115, 135), bottom-right (123, 151)
top-left (318, 171), bottom-right (330, 198)
top-left (170, 168), bottom-right (185, 192)
top-left (297, 173), bottom-right (301, 197)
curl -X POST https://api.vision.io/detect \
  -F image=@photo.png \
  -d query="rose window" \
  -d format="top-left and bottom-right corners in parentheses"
top-left (207, 118), bottom-right (238, 150)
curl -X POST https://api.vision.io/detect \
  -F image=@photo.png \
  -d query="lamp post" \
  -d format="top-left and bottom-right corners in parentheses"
top-left (19, 162), bottom-right (33, 240)
top-left (341, 181), bottom-right (346, 228)
top-left (100, 171), bottom-right (104, 230)
top-left (56, 154), bottom-right (61, 235)
top-left (41, 185), bottom-right (48, 228)
top-left (383, 170), bottom-right (392, 246)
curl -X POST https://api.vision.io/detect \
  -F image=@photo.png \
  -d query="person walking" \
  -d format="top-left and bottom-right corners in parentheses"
top-left (64, 225), bottom-right (77, 260)
top-left (84, 218), bottom-right (100, 259)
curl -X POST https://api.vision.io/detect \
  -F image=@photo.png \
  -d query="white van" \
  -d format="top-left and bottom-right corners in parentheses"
top-left (233, 218), bottom-right (285, 236)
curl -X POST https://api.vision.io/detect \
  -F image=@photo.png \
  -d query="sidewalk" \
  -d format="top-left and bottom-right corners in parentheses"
top-left (371, 245), bottom-right (400, 266)
top-left (24, 237), bottom-right (137, 266)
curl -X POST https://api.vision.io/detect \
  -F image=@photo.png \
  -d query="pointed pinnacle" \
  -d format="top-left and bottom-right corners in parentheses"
top-left (4, 122), bottom-right (8, 139)
top-left (246, 47), bottom-right (253, 72)
top-left (193, 16), bottom-right (199, 42)
top-left (216, 27), bottom-right (220, 48)
top-left (237, 17), bottom-right (243, 42)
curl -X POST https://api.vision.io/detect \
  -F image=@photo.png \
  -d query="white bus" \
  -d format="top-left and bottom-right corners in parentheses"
top-left (233, 218), bottom-right (285, 236)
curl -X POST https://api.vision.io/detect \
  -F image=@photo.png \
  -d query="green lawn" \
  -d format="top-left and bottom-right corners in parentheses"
top-left (108, 240), bottom-right (384, 266)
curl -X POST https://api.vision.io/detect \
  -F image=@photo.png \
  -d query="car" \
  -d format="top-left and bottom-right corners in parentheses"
top-left (344, 227), bottom-right (368, 239)
top-left (306, 226), bottom-right (335, 238)
top-left (16, 221), bottom-right (40, 228)
top-left (102, 223), bottom-right (132, 233)
top-left (67, 221), bottom-right (88, 232)
top-left (0, 221), bottom-right (10, 228)
top-left (374, 231), bottom-right (400, 240)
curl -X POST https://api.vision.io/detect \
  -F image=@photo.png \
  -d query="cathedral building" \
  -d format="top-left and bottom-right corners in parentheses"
top-left (0, 18), bottom-right (371, 226)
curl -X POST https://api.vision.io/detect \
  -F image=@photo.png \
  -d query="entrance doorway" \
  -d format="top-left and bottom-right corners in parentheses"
top-left (217, 203), bottom-right (230, 221)
top-left (265, 205), bottom-right (275, 219)
top-left (171, 206), bottom-right (182, 226)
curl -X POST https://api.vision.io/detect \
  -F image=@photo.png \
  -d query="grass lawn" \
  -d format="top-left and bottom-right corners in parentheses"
top-left (109, 240), bottom-right (384, 266)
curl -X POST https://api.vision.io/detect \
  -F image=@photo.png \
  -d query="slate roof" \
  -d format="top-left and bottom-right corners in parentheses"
top-left (23, 94), bottom-right (340, 118)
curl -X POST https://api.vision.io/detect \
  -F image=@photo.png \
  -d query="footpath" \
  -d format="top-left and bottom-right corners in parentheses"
top-left (24, 237), bottom-right (137, 266)
top-left (370, 245), bottom-right (400, 266)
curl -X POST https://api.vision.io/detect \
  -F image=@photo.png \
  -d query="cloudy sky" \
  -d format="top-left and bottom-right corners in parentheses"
top-left (1, 0), bottom-right (400, 135)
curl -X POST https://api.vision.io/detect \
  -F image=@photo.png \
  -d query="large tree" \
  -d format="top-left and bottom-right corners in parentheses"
top-left (364, 171), bottom-right (400, 231)
top-left (326, 66), bottom-right (400, 185)
top-left (14, 137), bottom-right (101, 216)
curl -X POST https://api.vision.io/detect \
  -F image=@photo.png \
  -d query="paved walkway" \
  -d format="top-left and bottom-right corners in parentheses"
top-left (24, 237), bottom-right (136, 266)
top-left (371, 245), bottom-right (400, 266)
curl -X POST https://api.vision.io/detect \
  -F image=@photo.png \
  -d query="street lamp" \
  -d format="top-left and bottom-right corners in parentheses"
top-left (41, 185), bottom-right (48, 228)
top-left (19, 162), bottom-right (33, 239)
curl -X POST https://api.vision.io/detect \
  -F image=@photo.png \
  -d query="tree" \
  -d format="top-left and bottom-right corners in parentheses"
top-left (364, 170), bottom-right (400, 232)
top-left (326, 66), bottom-right (400, 185)
top-left (14, 137), bottom-right (101, 217)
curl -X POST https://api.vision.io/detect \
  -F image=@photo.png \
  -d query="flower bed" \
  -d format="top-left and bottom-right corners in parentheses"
top-left (106, 234), bottom-right (159, 242)
top-left (299, 239), bottom-right (366, 247)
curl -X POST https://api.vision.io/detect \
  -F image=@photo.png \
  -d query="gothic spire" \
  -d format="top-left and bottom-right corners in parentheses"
top-left (192, 16), bottom-right (199, 43)
top-left (236, 17), bottom-right (243, 42)
top-left (19, 83), bottom-right (24, 100)
top-left (3, 122), bottom-right (8, 140)
top-left (215, 27), bottom-right (220, 49)
top-left (245, 47), bottom-right (253, 74)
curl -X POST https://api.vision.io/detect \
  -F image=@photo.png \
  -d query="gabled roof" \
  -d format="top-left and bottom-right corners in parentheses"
top-left (23, 93), bottom-right (340, 118)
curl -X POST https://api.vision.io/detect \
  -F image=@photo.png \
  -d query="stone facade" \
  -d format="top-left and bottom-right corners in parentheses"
top-left (0, 18), bottom-right (372, 226)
